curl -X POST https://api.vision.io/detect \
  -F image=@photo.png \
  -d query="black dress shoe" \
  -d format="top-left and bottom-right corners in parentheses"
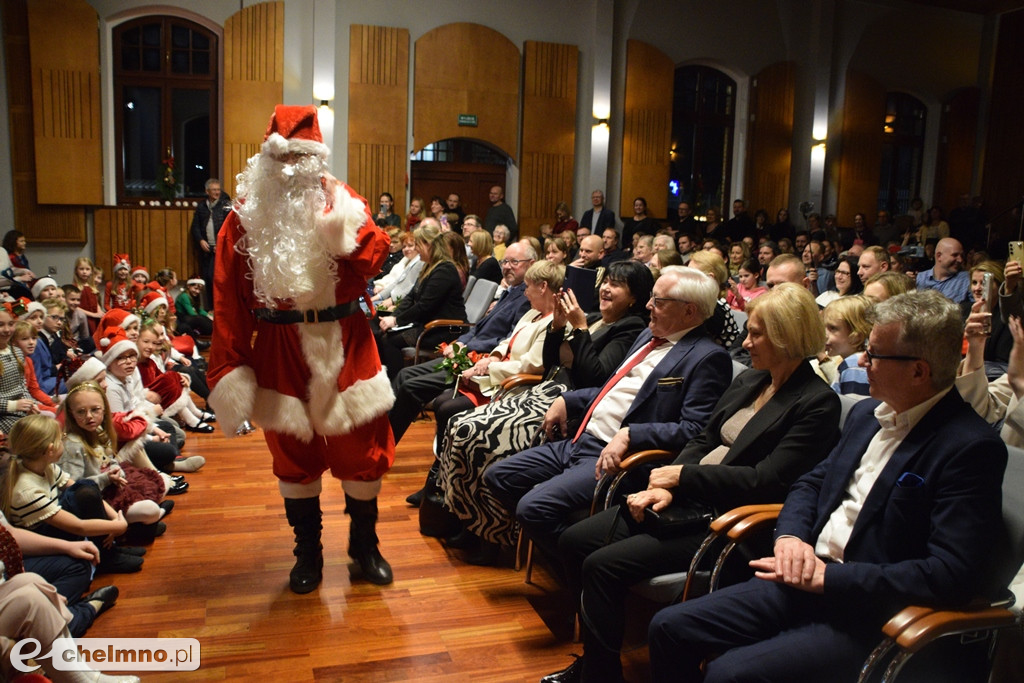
top-left (195, 339), bottom-right (211, 351)
top-left (159, 500), bottom-right (174, 516)
top-left (84, 585), bottom-right (119, 617)
top-left (444, 527), bottom-right (480, 550)
top-left (463, 540), bottom-right (501, 566)
top-left (167, 479), bottom-right (189, 495)
top-left (116, 545), bottom-right (146, 556)
top-left (540, 654), bottom-right (583, 683)
top-left (171, 474), bottom-right (186, 484)
top-left (96, 550), bottom-right (144, 574)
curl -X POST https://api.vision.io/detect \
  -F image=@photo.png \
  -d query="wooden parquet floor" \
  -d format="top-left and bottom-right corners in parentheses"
top-left (86, 413), bottom-right (653, 682)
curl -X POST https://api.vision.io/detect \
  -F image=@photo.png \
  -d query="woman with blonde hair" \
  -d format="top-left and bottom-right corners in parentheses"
top-left (822, 294), bottom-right (873, 396)
top-left (687, 250), bottom-right (740, 348)
top-left (376, 223), bottom-right (466, 379)
top-left (469, 230), bottom-right (502, 283)
top-left (406, 196), bottom-right (425, 230)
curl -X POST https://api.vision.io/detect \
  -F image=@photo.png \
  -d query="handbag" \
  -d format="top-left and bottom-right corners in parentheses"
top-left (633, 499), bottom-right (714, 539)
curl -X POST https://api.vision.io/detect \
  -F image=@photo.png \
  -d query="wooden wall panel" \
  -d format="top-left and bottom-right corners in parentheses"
top-left (745, 62), bottom-right (795, 218)
top-left (982, 9), bottom-right (1024, 246)
top-left (622, 40), bottom-right (673, 222)
top-left (94, 208), bottom-right (197, 284)
top-left (26, 0), bottom-right (102, 206)
top-left (413, 23), bottom-right (520, 162)
top-left (348, 25), bottom-right (409, 210)
top-left (520, 41), bottom-right (577, 237)
top-left (837, 71), bottom-right (886, 225)
top-left (934, 87), bottom-right (980, 213)
top-left (2, 0), bottom-right (86, 243)
top-left (223, 1), bottom-right (284, 197)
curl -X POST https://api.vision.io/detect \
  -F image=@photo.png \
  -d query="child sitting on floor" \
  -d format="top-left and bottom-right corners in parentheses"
top-left (136, 321), bottom-right (214, 433)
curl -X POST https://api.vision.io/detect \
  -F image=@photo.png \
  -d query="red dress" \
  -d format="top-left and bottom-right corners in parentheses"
top-left (78, 286), bottom-right (101, 334)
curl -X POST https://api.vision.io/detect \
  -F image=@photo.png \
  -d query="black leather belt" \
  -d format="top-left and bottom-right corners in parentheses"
top-left (253, 300), bottom-right (361, 324)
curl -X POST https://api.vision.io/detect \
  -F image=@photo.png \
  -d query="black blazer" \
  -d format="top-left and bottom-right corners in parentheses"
top-left (671, 360), bottom-right (841, 511)
top-left (190, 194), bottom-right (232, 250)
top-left (580, 208), bottom-right (616, 233)
top-left (540, 313), bottom-right (647, 389)
top-left (394, 261), bottom-right (466, 327)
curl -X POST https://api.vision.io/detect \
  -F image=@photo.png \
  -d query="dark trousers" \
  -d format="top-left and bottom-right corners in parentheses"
top-left (483, 433), bottom-right (604, 556)
top-left (198, 250), bottom-right (215, 310)
top-left (558, 506), bottom-right (704, 680)
top-left (23, 554), bottom-right (96, 637)
top-left (388, 362), bottom-right (453, 443)
top-left (648, 577), bottom-right (880, 683)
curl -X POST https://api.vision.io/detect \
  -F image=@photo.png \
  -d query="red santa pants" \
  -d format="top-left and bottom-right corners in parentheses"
top-left (265, 416), bottom-right (395, 485)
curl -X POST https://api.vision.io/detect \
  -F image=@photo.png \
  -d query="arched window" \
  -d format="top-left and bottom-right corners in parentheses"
top-left (669, 65), bottom-right (736, 220)
top-left (878, 92), bottom-right (926, 214)
top-left (113, 16), bottom-right (218, 203)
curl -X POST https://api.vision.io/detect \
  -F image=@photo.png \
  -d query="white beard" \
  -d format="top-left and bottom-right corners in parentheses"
top-left (234, 153), bottom-right (338, 308)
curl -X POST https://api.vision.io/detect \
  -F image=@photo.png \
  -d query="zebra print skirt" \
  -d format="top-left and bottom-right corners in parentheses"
top-left (438, 378), bottom-right (569, 546)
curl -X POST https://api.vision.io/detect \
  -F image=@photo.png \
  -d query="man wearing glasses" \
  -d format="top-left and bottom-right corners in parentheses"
top-left (486, 266), bottom-right (731, 563)
top-left (649, 290), bottom-right (1008, 682)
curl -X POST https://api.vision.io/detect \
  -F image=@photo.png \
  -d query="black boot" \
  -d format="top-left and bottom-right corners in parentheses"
top-left (345, 494), bottom-right (393, 585)
top-left (405, 459), bottom-right (439, 507)
top-left (284, 497), bottom-right (323, 594)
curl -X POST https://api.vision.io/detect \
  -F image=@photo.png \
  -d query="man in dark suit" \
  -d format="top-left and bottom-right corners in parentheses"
top-left (649, 289), bottom-right (1008, 683)
top-left (486, 267), bottom-right (732, 560)
top-left (190, 178), bottom-right (232, 309)
top-left (579, 190), bottom-right (616, 235)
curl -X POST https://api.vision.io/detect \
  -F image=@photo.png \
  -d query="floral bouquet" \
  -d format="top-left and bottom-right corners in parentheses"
top-left (434, 342), bottom-right (482, 398)
top-left (155, 147), bottom-right (180, 200)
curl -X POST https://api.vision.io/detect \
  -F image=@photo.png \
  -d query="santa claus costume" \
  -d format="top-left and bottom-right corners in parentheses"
top-left (208, 105), bottom-right (396, 591)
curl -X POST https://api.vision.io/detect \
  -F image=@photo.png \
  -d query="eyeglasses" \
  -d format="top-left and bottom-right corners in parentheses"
top-left (835, 270), bottom-right (851, 277)
top-left (47, 314), bottom-right (65, 321)
top-left (499, 258), bottom-right (533, 267)
top-left (862, 347), bottom-right (921, 364)
top-left (114, 355), bottom-right (138, 364)
top-left (649, 295), bottom-right (687, 308)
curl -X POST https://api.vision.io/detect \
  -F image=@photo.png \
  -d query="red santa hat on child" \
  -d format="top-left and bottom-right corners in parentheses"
top-left (141, 291), bottom-right (168, 317)
top-left (131, 265), bottom-right (149, 280)
top-left (16, 298), bottom-right (46, 320)
top-left (92, 309), bottom-right (140, 348)
top-left (186, 277), bottom-right (204, 287)
top-left (60, 354), bottom-right (106, 389)
top-left (30, 277), bottom-right (58, 299)
top-left (98, 325), bottom-right (138, 367)
top-left (112, 253), bottom-right (131, 274)
top-left (261, 105), bottom-right (330, 159)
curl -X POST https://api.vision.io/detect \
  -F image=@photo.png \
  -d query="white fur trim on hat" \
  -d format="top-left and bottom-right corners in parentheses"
top-left (18, 301), bottom-right (46, 320)
top-left (67, 356), bottom-right (106, 388)
top-left (131, 266), bottom-right (149, 279)
top-left (144, 295), bottom-right (169, 316)
top-left (113, 261), bottom-right (130, 273)
top-left (100, 339), bottom-right (138, 367)
top-left (261, 132), bottom-right (330, 160)
top-left (31, 277), bottom-right (58, 299)
top-left (119, 314), bottom-right (140, 330)
top-left (186, 278), bottom-right (205, 287)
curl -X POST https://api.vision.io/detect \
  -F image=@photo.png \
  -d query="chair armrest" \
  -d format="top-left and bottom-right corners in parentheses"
top-left (617, 449), bottom-right (675, 471)
top-left (895, 607), bottom-right (1020, 654)
top-left (725, 510), bottom-right (780, 542)
top-left (593, 450), bottom-right (675, 513)
top-left (710, 504), bottom-right (783, 534)
top-left (881, 605), bottom-right (937, 639)
top-left (424, 319), bottom-right (470, 330)
top-left (500, 374), bottom-right (544, 391)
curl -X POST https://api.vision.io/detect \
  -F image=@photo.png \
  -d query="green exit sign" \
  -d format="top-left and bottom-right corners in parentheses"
top-left (458, 114), bottom-right (478, 127)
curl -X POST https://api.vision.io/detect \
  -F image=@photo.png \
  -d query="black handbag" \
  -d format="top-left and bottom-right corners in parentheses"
top-left (634, 499), bottom-right (714, 539)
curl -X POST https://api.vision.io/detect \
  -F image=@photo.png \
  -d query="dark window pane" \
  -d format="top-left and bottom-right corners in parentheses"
top-left (171, 50), bottom-right (189, 74)
top-left (123, 27), bottom-right (139, 46)
top-left (193, 33), bottom-right (209, 50)
top-left (122, 86), bottom-right (162, 197)
top-left (171, 25), bottom-right (190, 48)
top-left (142, 23), bottom-right (161, 47)
top-left (121, 46), bottom-right (140, 71)
top-left (142, 47), bottom-right (161, 71)
top-left (172, 88), bottom-right (211, 195)
top-left (193, 51), bottom-right (210, 75)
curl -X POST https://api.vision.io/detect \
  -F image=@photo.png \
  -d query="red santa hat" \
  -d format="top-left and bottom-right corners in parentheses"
top-left (92, 309), bottom-right (140, 347)
top-left (261, 105), bottom-right (330, 160)
top-left (30, 277), bottom-right (58, 299)
top-left (112, 253), bottom-right (131, 274)
top-left (98, 325), bottom-right (138, 367)
top-left (186, 277), bottom-right (205, 287)
top-left (131, 265), bottom-right (149, 280)
top-left (16, 299), bottom-right (46, 320)
top-left (61, 354), bottom-right (106, 389)
top-left (141, 291), bottom-right (168, 316)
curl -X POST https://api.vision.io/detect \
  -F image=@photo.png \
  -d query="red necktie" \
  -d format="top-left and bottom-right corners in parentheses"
top-left (573, 336), bottom-right (667, 442)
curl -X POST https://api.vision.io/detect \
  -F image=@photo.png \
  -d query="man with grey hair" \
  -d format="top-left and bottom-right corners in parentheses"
top-left (650, 289), bottom-right (1008, 682)
top-left (486, 266), bottom-right (731, 563)
top-left (190, 177), bottom-right (232, 308)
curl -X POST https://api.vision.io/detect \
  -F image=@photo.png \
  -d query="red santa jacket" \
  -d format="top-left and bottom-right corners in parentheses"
top-left (207, 180), bottom-right (394, 442)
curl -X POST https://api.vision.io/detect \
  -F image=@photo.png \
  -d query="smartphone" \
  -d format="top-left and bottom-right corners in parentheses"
top-left (441, 214), bottom-right (449, 228)
top-left (981, 272), bottom-right (992, 302)
top-left (379, 203), bottom-right (385, 214)
top-left (1009, 241), bottom-right (1023, 264)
